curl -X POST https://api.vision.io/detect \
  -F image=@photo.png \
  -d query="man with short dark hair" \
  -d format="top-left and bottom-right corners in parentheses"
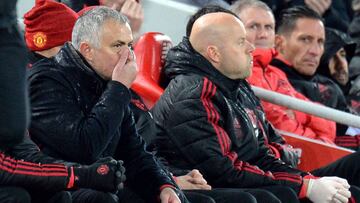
top-left (272, 6), bottom-right (350, 135)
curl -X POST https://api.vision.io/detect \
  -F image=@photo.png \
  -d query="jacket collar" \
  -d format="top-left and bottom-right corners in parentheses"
top-left (54, 42), bottom-right (106, 84)
top-left (253, 48), bottom-right (277, 69)
top-left (165, 37), bottom-right (242, 95)
top-left (271, 56), bottom-right (315, 81)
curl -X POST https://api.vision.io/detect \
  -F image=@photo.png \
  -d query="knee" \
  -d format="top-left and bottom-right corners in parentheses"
top-left (248, 189), bottom-right (281, 203)
top-left (48, 191), bottom-right (72, 203)
top-left (2, 187), bottom-right (31, 203)
top-left (183, 191), bottom-right (216, 203)
top-left (270, 186), bottom-right (299, 203)
top-left (239, 193), bottom-right (257, 203)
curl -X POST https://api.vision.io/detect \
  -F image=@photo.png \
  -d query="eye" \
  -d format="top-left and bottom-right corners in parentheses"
top-left (248, 24), bottom-right (259, 30)
top-left (340, 51), bottom-right (347, 58)
top-left (114, 43), bottom-right (123, 48)
top-left (265, 25), bottom-right (274, 30)
top-left (300, 37), bottom-right (311, 43)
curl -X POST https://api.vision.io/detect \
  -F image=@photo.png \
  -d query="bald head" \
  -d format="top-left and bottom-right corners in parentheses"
top-left (188, 12), bottom-right (254, 80)
top-left (190, 12), bottom-right (245, 55)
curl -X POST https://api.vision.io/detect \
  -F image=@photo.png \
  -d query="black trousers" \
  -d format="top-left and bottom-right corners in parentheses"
top-left (0, 187), bottom-right (70, 203)
top-left (183, 185), bottom-right (298, 203)
top-left (309, 150), bottom-right (360, 202)
top-left (28, 190), bottom-right (72, 203)
top-left (185, 188), bottom-right (256, 203)
top-left (73, 187), bottom-right (163, 203)
top-left (0, 187), bottom-right (30, 203)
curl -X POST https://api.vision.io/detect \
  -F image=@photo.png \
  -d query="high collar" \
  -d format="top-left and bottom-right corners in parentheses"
top-left (165, 37), bottom-right (242, 94)
top-left (55, 42), bottom-right (106, 83)
top-left (271, 56), bottom-right (315, 81)
top-left (253, 48), bottom-right (277, 69)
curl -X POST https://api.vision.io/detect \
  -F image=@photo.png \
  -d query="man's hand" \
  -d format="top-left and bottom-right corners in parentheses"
top-left (176, 169), bottom-right (211, 190)
top-left (160, 187), bottom-right (181, 203)
top-left (284, 109), bottom-right (295, 119)
top-left (120, 0), bottom-right (144, 34)
top-left (68, 157), bottom-right (126, 192)
top-left (305, 0), bottom-right (332, 16)
top-left (112, 47), bottom-right (138, 88)
top-left (306, 177), bottom-right (351, 203)
top-left (105, 0), bottom-right (144, 34)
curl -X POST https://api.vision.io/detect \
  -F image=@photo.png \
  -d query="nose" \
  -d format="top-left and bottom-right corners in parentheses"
top-left (334, 55), bottom-right (348, 72)
top-left (308, 43), bottom-right (323, 56)
top-left (257, 27), bottom-right (268, 39)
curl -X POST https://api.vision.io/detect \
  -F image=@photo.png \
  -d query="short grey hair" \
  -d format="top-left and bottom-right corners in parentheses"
top-left (72, 6), bottom-right (129, 49)
top-left (230, 0), bottom-right (273, 17)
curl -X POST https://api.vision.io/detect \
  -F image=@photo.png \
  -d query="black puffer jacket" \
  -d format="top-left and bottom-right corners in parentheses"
top-left (317, 28), bottom-right (359, 115)
top-left (0, 3), bottom-right (29, 150)
top-left (152, 37), bottom-right (310, 197)
top-left (0, 0), bottom-right (17, 29)
top-left (273, 58), bottom-right (348, 112)
top-left (28, 42), bottom-right (176, 200)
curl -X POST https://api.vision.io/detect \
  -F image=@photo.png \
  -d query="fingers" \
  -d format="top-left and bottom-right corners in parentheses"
top-left (333, 192), bottom-right (349, 203)
top-left (331, 177), bottom-right (350, 189)
top-left (332, 198), bottom-right (342, 203)
top-left (194, 183), bottom-right (212, 190)
top-left (133, 2), bottom-right (143, 19)
top-left (188, 169), bottom-right (201, 177)
top-left (188, 177), bottom-right (207, 185)
top-left (337, 188), bottom-right (351, 199)
top-left (115, 48), bottom-right (129, 69)
top-left (121, 0), bottom-right (137, 15)
top-left (305, 0), bottom-right (331, 15)
top-left (305, 0), bottom-right (322, 14)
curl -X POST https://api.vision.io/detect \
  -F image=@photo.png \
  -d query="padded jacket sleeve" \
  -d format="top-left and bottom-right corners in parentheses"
top-left (0, 150), bottom-right (70, 191)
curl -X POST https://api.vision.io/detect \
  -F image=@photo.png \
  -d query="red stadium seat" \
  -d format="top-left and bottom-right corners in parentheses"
top-left (279, 130), bottom-right (354, 171)
top-left (131, 32), bottom-right (173, 108)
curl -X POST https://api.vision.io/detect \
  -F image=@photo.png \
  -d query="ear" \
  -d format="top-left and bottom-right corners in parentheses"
top-left (79, 42), bottom-right (94, 62)
top-left (275, 34), bottom-right (285, 54)
top-left (206, 45), bottom-right (221, 64)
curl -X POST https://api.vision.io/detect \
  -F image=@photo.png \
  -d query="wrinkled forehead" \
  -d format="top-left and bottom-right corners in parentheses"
top-left (239, 6), bottom-right (275, 24)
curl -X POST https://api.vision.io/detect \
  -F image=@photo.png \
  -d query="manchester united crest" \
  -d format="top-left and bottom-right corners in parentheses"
top-left (33, 32), bottom-right (47, 48)
top-left (96, 164), bottom-right (109, 175)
